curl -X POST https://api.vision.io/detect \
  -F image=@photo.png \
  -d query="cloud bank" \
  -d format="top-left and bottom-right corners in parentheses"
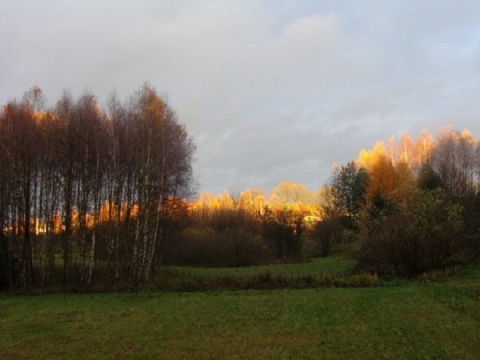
top-left (1, 0), bottom-right (479, 194)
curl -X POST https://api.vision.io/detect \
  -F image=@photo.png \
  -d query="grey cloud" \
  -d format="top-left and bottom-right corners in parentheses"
top-left (1, 0), bottom-right (480, 195)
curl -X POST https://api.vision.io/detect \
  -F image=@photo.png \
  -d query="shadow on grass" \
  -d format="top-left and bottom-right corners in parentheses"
top-left (155, 271), bottom-right (381, 292)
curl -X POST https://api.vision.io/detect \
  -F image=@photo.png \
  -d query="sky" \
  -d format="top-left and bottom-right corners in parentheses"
top-left (1, 1), bottom-right (480, 195)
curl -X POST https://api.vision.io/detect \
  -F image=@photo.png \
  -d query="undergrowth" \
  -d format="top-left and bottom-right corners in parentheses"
top-left (150, 269), bottom-right (380, 292)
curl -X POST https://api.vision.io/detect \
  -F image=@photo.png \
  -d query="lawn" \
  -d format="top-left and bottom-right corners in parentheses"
top-left (1, 261), bottom-right (479, 359)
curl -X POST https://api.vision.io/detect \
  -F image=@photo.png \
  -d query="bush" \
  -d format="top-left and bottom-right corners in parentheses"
top-left (166, 226), bottom-right (274, 267)
top-left (355, 189), bottom-right (464, 276)
top-left (312, 217), bottom-right (344, 257)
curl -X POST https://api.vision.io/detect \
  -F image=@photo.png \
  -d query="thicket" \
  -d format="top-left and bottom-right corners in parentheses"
top-left (164, 207), bottom-right (308, 268)
top-left (165, 126), bottom-right (480, 278)
top-left (321, 129), bottom-right (480, 276)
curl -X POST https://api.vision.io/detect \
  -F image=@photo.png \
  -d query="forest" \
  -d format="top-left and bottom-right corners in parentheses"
top-left (1, 86), bottom-right (479, 291)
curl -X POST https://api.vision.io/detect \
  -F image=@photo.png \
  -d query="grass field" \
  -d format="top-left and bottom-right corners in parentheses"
top-left (167, 254), bottom-right (357, 278)
top-left (1, 259), bottom-right (479, 359)
top-left (156, 254), bottom-right (365, 291)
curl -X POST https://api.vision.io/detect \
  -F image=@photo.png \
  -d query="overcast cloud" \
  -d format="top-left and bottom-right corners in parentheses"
top-left (1, 0), bottom-right (480, 195)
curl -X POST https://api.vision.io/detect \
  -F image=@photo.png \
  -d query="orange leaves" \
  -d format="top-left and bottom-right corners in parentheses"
top-left (357, 141), bottom-right (388, 170)
top-left (364, 152), bottom-right (396, 201)
top-left (357, 141), bottom-right (400, 203)
top-left (356, 126), bottom-right (479, 205)
top-left (190, 183), bottom-right (321, 221)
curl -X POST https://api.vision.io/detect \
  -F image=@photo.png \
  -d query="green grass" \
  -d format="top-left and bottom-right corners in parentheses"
top-left (167, 254), bottom-right (356, 278)
top-left (154, 254), bottom-right (365, 291)
top-left (1, 263), bottom-right (480, 359)
top-left (1, 285), bottom-right (479, 359)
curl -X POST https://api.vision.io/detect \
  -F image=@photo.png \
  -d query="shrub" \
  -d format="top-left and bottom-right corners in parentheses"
top-left (355, 189), bottom-right (464, 276)
top-left (166, 226), bottom-right (274, 267)
top-left (312, 217), bottom-right (344, 257)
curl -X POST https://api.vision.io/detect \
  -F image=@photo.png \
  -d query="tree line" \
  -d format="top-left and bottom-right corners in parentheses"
top-left (168, 184), bottom-right (320, 268)
top-left (0, 85), bottom-right (195, 290)
top-left (1, 85), bottom-right (479, 290)
top-left (323, 128), bottom-right (480, 276)
top-left (0, 85), bottom-right (321, 291)
top-left (171, 127), bottom-right (480, 277)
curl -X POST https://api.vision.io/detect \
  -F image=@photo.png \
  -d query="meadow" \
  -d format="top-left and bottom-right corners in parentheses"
top-left (1, 258), bottom-right (479, 359)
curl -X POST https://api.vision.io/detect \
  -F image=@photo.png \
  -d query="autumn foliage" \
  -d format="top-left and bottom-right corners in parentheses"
top-left (0, 85), bottom-right (195, 290)
top-left (1, 86), bottom-right (480, 290)
top-left (326, 127), bottom-right (480, 275)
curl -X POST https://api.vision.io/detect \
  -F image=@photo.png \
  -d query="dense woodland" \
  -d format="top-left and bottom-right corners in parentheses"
top-left (0, 85), bottom-right (195, 290)
top-left (1, 86), bottom-right (480, 291)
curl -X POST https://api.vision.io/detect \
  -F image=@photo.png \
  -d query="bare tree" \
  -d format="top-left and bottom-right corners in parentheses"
top-left (431, 128), bottom-right (477, 197)
top-left (0, 94), bottom-right (43, 286)
top-left (1, 85), bottom-right (196, 289)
